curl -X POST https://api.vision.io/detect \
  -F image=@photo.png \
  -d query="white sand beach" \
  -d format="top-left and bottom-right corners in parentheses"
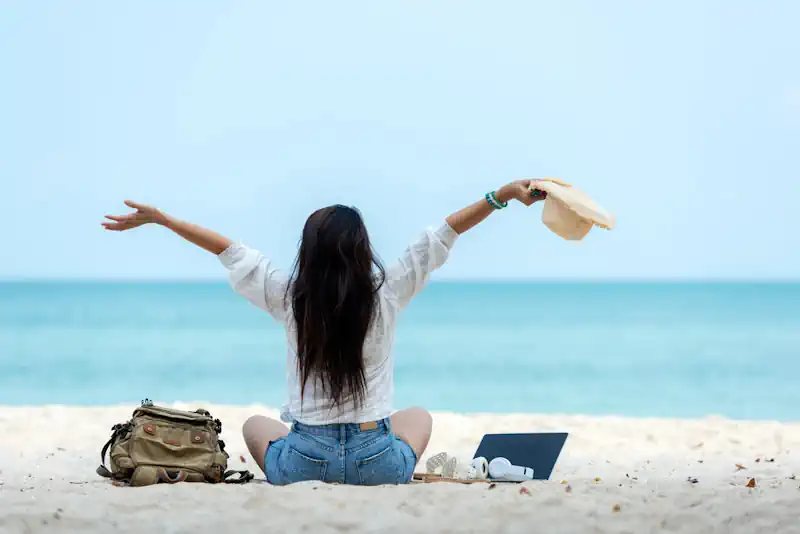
top-left (1, 404), bottom-right (799, 534)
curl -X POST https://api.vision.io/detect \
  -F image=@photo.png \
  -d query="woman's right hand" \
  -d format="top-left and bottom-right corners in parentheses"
top-left (102, 200), bottom-right (168, 231)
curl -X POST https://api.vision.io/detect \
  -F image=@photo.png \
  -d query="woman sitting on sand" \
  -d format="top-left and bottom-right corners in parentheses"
top-left (102, 180), bottom-right (545, 485)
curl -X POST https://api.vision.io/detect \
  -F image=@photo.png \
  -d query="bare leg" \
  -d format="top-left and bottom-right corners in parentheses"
top-left (241, 415), bottom-right (290, 474)
top-left (390, 406), bottom-right (433, 461)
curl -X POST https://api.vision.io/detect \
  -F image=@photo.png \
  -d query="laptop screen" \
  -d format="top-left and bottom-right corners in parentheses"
top-left (473, 432), bottom-right (568, 481)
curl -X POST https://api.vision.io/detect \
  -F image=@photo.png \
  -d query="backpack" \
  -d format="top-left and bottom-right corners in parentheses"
top-left (96, 400), bottom-right (253, 486)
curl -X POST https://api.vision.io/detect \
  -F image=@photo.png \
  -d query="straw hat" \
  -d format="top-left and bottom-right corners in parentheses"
top-left (531, 178), bottom-right (615, 241)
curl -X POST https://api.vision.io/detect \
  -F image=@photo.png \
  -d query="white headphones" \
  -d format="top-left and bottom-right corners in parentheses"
top-left (470, 457), bottom-right (489, 479)
top-left (486, 457), bottom-right (534, 482)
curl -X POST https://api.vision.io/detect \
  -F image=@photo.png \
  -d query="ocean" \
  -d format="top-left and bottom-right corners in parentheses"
top-left (1, 282), bottom-right (798, 421)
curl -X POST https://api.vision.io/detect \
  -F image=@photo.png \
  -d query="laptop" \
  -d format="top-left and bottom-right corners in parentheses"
top-left (473, 432), bottom-right (568, 481)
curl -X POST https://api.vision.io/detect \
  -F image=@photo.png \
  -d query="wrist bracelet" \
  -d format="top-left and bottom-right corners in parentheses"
top-left (486, 191), bottom-right (508, 210)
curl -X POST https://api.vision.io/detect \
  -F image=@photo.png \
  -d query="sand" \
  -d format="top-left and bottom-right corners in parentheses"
top-left (1, 404), bottom-right (799, 534)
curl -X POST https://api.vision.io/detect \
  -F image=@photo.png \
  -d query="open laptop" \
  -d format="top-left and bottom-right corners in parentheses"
top-left (473, 432), bottom-right (568, 481)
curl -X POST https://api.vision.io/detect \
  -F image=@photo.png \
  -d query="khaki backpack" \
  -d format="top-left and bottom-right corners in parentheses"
top-left (96, 400), bottom-right (253, 486)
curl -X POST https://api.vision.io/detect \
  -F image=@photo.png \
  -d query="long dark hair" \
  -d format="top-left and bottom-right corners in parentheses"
top-left (287, 205), bottom-right (385, 412)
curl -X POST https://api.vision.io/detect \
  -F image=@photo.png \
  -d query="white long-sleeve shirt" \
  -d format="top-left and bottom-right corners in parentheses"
top-left (218, 221), bottom-right (459, 424)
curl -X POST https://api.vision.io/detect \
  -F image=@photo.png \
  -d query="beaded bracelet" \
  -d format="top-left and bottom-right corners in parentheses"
top-left (485, 191), bottom-right (508, 210)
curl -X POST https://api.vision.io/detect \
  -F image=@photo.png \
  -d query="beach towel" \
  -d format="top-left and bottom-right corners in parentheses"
top-left (531, 178), bottom-right (615, 241)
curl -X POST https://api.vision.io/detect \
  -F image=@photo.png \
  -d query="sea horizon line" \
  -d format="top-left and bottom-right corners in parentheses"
top-left (1, 278), bottom-right (798, 285)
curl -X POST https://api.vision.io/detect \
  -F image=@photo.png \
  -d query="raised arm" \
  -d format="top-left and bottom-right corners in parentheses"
top-left (386, 180), bottom-right (545, 308)
top-left (102, 200), bottom-right (232, 254)
top-left (102, 200), bottom-right (288, 320)
top-left (445, 179), bottom-right (544, 234)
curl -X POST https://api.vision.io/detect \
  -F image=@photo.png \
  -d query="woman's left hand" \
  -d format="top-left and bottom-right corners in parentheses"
top-left (498, 179), bottom-right (547, 206)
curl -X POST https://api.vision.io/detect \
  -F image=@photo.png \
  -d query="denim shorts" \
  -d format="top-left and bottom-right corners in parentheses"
top-left (265, 418), bottom-right (417, 486)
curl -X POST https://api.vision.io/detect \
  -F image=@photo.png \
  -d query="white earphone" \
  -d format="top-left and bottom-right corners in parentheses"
top-left (487, 457), bottom-right (534, 482)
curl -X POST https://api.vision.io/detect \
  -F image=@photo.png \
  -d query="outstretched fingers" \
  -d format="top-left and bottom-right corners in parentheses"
top-left (101, 213), bottom-right (142, 231)
top-left (104, 214), bottom-right (134, 222)
top-left (101, 201), bottom-right (152, 231)
top-left (124, 200), bottom-right (146, 210)
top-left (102, 221), bottom-right (133, 231)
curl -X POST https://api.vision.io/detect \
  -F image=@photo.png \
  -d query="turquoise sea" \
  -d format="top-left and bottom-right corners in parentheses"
top-left (1, 282), bottom-right (798, 421)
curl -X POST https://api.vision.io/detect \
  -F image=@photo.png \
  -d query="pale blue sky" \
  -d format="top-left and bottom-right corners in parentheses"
top-left (1, 1), bottom-right (798, 280)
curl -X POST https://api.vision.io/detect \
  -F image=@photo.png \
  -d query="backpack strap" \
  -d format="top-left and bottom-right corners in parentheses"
top-left (97, 423), bottom-right (132, 478)
top-left (96, 464), bottom-right (113, 478)
top-left (99, 436), bottom-right (114, 467)
top-left (96, 434), bottom-right (118, 478)
top-left (223, 470), bottom-right (255, 484)
top-left (156, 467), bottom-right (189, 484)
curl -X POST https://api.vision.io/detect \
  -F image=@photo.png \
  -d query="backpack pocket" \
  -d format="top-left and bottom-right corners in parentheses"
top-left (130, 419), bottom-right (216, 474)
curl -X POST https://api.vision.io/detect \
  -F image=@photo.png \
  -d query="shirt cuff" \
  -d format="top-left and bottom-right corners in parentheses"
top-left (218, 242), bottom-right (245, 268)
top-left (435, 221), bottom-right (459, 248)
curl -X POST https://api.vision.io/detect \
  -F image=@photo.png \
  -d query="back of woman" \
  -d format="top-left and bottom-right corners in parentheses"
top-left (102, 179), bottom-right (544, 485)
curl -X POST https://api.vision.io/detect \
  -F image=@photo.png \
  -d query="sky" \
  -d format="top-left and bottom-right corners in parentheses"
top-left (1, 1), bottom-right (798, 281)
